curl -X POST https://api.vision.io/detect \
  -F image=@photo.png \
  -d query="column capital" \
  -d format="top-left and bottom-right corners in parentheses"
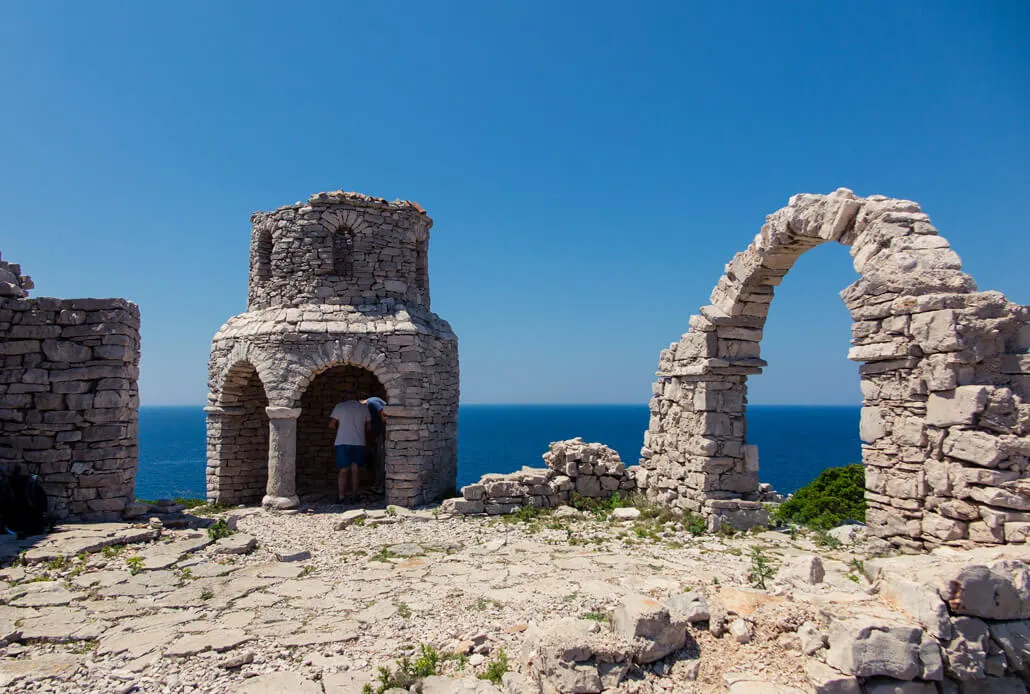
top-left (266, 406), bottom-right (302, 420)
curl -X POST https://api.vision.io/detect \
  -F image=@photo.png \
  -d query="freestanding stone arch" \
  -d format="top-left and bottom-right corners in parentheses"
top-left (642, 189), bottom-right (1030, 549)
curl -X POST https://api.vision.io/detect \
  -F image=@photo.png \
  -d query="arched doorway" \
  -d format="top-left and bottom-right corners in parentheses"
top-left (212, 362), bottom-right (269, 504)
top-left (296, 364), bottom-right (388, 501)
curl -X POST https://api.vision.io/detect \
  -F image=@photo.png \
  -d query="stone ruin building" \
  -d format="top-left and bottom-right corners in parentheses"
top-left (0, 251), bottom-right (141, 521)
top-left (642, 189), bottom-right (1030, 549)
top-left (205, 191), bottom-right (459, 509)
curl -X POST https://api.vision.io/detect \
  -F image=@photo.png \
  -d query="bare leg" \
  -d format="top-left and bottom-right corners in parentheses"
top-left (337, 468), bottom-right (347, 501)
top-left (349, 464), bottom-right (360, 495)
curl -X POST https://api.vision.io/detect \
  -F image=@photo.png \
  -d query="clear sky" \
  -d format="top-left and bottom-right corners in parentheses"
top-left (1, 2), bottom-right (1027, 406)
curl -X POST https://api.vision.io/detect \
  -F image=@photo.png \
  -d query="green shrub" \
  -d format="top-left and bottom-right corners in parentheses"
top-left (207, 520), bottom-right (233, 541)
top-left (775, 464), bottom-right (866, 530)
top-left (478, 649), bottom-right (509, 685)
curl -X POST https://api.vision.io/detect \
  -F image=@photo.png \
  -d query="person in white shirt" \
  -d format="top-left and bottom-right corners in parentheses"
top-left (329, 397), bottom-right (372, 503)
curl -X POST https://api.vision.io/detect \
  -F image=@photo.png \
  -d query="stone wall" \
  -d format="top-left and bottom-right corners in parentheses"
top-left (207, 191), bottom-right (459, 509)
top-left (0, 253), bottom-right (140, 521)
top-left (643, 189), bottom-right (1030, 547)
top-left (443, 438), bottom-right (641, 515)
top-left (248, 191), bottom-right (432, 312)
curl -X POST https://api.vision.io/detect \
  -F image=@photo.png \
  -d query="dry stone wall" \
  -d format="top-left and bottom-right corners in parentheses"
top-left (443, 438), bottom-right (641, 515)
top-left (0, 253), bottom-right (140, 521)
top-left (248, 191), bottom-right (432, 312)
top-left (643, 189), bottom-right (1030, 548)
top-left (207, 191), bottom-right (459, 509)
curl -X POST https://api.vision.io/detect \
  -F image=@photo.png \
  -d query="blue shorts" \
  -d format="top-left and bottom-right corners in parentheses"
top-left (336, 444), bottom-right (366, 469)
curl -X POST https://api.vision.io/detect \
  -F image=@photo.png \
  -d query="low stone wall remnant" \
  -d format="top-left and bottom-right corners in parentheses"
top-left (0, 251), bottom-right (140, 522)
top-left (443, 438), bottom-right (642, 515)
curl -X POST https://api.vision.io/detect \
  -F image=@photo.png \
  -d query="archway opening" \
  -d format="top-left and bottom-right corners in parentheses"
top-left (744, 242), bottom-right (864, 496)
top-left (218, 363), bottom-right (269, 504)
top-left (254, 229), bottom-right (273, 283)
top-left (296, 364), bottom-right (387, 501)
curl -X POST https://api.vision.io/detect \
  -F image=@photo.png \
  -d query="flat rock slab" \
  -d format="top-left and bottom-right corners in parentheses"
top-left (280, 626), bottom-right (359, 648)
top-left (725, 673), bottom-right (807, 694)
top-left (275, 548), bottom-right (311, 562)
top-left (17, 607), bottom-right (108, 643)
top-left (233, 671), bottom-right (323, 694)
top-left (0, 654), bottom-right (82, 687)
top-left (322, 671), bottom-right (372, 694)
top-left (164, 628), bottom-right (252, 657)
top-left (10, 586), bottom-right (82, 608)
top-left (235, 562), bottom-right (304, 579)
top-left (98, 628), bottom-right (177, 658)
top-left (139, 535), bottom-right (213, 568)
top-left (213, 534), bottom-right (257, 555)
top-left (22, 527), bottom-right (160, 563)
top-left (421, 675), bottom-right (503, 693)
top-left (99, 570), bottom-right (179, 597)
top-left (389, 542), bottom-right (425, 557)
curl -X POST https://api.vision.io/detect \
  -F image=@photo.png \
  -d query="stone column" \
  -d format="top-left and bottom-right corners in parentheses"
top-left (263, 406), bottom-right (301, 510)
top-left (203, 404), bottom-right (243, 504)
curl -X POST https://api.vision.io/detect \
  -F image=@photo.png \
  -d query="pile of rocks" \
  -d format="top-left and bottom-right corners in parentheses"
top-left (521, 592), bottom-right (710, 692)
top-left (0, 251), bottom-right (32, 298)
top-left (443, 439), bottom-right (642, 515)
top-left (806, 545), bottom-right (1030, 693)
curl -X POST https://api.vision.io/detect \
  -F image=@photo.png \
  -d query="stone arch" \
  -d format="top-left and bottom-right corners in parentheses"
top-left (295, 363), bottom-right (389, 499)
top-left (643, 189), bottom-right (1030, 547)
top-left (282, 339), bottom-right (406, 409)
top-left (213, 343), bottom-right (276, 407)
top-left (208, 360), bottom-right (270, 504)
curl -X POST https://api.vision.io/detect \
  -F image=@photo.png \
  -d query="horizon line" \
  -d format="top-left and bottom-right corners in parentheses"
top-left (140, 402), bottom-right (862, 408)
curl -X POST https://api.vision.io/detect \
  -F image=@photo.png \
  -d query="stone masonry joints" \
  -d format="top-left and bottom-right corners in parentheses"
top-left (206, 191), bottom-right (459, 509)
top-left (642, 189), bottom-right (1030, 549)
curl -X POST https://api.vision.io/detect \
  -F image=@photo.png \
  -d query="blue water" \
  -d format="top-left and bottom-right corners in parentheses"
top-left (135, 404), bottom-right (861, 501)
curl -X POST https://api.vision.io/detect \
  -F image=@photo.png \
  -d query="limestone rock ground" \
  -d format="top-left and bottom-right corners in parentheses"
top-left (0, 506), bottom-right (1017, 693)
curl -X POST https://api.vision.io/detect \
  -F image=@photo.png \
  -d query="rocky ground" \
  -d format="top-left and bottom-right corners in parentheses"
top-left (0, 502), bottom-right (1026, 693)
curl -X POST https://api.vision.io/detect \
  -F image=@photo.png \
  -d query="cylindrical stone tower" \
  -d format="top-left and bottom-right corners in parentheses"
top-left (205, 191), bottom-right (459, 509)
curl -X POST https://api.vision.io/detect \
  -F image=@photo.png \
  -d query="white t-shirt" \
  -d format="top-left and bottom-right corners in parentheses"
top-left (330, 400), bottom-right (371, 446)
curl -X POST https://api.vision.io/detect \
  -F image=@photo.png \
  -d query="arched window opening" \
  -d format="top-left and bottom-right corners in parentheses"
top-left (255, 229), bottom-right (273, 283)
top-left (415, 236), bottom-right (429, 304)
top-left (332, 225), bottom-right (355, 279)
top-left (296, 364), bottom-right (388, 501)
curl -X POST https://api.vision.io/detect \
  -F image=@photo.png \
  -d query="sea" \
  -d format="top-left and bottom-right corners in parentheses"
top-left (135, 405), bottom-right (861, 501)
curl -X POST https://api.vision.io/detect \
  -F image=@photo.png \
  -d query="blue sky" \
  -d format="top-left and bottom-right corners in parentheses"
top-left (1, 1), bottom-right (1027, 406)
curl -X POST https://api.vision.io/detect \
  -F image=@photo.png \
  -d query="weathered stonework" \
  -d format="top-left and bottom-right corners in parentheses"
top-left (443, 438), bottom-right (641, 515)
top-left (206, 191), bottom-right (459, 509)
top-left (643, 189), bottom-right (1030, 547)
top-left (0, 252), bottom-right (141, 521)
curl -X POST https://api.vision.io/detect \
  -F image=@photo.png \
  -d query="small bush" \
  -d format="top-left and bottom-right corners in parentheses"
top-left (814, 530), bottom-right (843, 550)
top-left (581, 611), bottom-right (608, 622)
top-left (207, 520), bottom-right (233, 541)
top-left (411, 644), bottom-right (439, 677)
top-left (479, 649), bottom-right (509, 685)
top-left (747, 546), bottom-right (775, 590)
top-left (125, 556), bottom-right (144, 576)
top-left (775, 464), bottom-right (866, 530)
